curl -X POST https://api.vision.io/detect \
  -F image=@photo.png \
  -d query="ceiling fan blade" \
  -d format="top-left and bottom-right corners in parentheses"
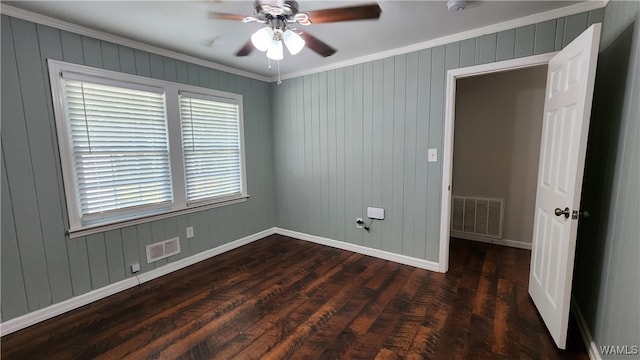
top-left (299, 32), bottom-right (336, 57)
top-left (305, 4), bottom-right (381, 24)
top-left (235, 40), bottom-right (254, 56)
top-left (209, 12), bottom-right (246, 21)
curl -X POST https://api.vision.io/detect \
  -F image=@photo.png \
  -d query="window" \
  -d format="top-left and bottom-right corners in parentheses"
top-left (49, 60), bottom-right (247, 236)
top-left (179, 93), bottom-right (243, 204)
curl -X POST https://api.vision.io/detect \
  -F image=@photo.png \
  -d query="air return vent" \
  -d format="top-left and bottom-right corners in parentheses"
top-left (451, 196), bottom-right (504, 239)
top-left (146, 237), bottom-right (181, 263)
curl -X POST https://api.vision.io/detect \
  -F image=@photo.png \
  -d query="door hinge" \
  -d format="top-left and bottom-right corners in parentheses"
top-left (573, 210), bottom-right (590, 220)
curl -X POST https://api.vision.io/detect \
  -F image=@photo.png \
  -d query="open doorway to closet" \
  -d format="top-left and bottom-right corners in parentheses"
top-left (450, 65), bottom-right (548, 252)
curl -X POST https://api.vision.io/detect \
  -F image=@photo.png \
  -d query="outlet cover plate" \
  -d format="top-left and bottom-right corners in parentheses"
top-left (186, 226), bottom-right (194, 239)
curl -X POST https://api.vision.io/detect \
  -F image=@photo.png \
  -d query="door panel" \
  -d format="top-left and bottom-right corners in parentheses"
top-left (529, 23), bottom-right (601, 349)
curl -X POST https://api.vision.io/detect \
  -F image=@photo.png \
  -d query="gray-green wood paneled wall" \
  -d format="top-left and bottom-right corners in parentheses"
top-left (272, 8), bottom-right (604, 261)
top-left (573, 0), bottom-right (640, 353)
top-left (0, 15), bottom-right (275, 321)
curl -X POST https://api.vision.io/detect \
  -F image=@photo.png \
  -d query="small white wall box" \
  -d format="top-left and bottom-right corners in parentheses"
top-left (367, 207), bottom-right (385, 220)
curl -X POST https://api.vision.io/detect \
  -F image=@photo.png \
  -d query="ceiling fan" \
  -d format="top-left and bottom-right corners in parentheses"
top-left (210, 1), bottom-right (382, 60)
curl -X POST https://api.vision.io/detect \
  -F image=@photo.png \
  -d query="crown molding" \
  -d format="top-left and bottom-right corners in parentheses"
top-left (277, 0), bottom-right (608, 81)
top-left (1, 1), bottom-right (608, 83)
top-left (0, 4), bottom-right (272, 82)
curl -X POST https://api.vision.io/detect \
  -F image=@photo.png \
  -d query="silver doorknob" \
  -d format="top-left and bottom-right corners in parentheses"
top-left (555, 207), bottom-right (570, 219)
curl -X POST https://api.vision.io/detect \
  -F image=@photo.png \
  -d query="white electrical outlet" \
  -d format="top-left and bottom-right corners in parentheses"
top-left (186, 226), bottom-right (194, 239)
top-left (131, 263), bottom-right (140, 273)
top-left (356, 218), bottom-right (364, 229)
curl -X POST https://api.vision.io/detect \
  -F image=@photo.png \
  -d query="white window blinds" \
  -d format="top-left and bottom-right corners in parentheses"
top-left (180, 93), bottom-right (243, 204)
top-left (62, 79), bottom-right (173, 219)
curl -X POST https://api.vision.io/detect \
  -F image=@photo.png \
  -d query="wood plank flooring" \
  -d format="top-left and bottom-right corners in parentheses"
top-left (1, 235), bottom-right (588, 359)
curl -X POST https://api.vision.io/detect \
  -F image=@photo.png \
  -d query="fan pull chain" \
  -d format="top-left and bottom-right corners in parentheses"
top-left (277, 60), bottom-right (282, 85)
top-left (268, 57), bottom-right (271, 70)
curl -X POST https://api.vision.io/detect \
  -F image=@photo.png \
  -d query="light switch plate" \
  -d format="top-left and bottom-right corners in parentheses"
top-left (428, 148), bottom-right (438, 162)
top-left (186, 226), bottom-right (194, 239)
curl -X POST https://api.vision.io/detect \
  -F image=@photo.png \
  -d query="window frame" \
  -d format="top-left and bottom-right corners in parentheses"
top-left (48, 60), bottom-right (248, 238)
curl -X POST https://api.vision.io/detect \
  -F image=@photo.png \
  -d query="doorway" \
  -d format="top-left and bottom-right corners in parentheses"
top-left (450, 65), bottom-right (548, 256)
top-left (438, 53), bottom-right (555, 273)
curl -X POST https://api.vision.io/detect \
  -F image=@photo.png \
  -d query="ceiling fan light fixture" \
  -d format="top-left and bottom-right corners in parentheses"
top-left (251, 27), bottom-right (273, 52)
top-left (283, 29), bottom-right (305, 55)
top-left (266, 39), bottom-right (284, 60)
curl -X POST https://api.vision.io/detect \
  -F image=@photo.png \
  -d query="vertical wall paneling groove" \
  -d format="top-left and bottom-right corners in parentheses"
top-left (120, 226), bottom-right (139, 277)
top-left (133, 50), bottom-right (151, 77)
top-left (118, 46), bottom-right (136, 74)
top-left (534, 20), bottom-right (556, 55)
top-left (81, 36), bottom-right (103, 68)
top-left (563, 12), bottom-right (589, 47)
top-left (310, 73), bottom-right (321, 238)
top-left (425, 45), bottom-right (445, 260)
top-left (100, 41), bottom-right (120, 71)
top-left (104, 230), bottom-right (125, 283)
top-left (60, 30), bottom-right (84, 64)
top-left (319, 72), bottom-right (330, 239)
top-left (370, 60), bottom-right (384, 250)
top-left (334, 70), bottom-right (346, 241)
top-left (353, 64), bottom-right (364, 246)
top-left (477, 34), bottom-right (497, 64)
top-left (459, 38), bottom-right (476, 68)
top-left (381, 58), bottom-right (394, 253)
top-left (496, 30), bottom-right (516, 62)
top-left (162, 57), bottom-right (177, 82)
top-left (414, 49), bottom-right (431, 259)
top-left (345, 67), bottom-right (356, 244)
top-left (514, 24), bottom-right (535, 58)
top-left (86, 233), bottom-right (109, 289)
top-left (402, 53), bottom-right (419, 256)
top-left (1, 16), bottom-right (275, 321)
top-left (303, 76), bottom-right (313, 234)
top-left (362, 62), bottom-right (374, 249)
top-left (273, 79), bottom-right (284, 227)
top-left (150, 222), bottom-right (167, 269)
top-left (391, 55), bottom-right (406, 254)
top-left (554, 18), bottom-right (566, 51)
top-left (327, 71), bottom-right (337, 240)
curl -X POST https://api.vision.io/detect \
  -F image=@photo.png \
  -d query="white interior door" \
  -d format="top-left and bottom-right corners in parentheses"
top-left (529, 23), bottom-right (601, 349)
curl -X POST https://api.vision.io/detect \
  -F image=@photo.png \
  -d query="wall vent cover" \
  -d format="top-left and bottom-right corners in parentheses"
top-left (146, 237), bottom-right (181, 263)
top-left (451, 196), bottom-right (504, 239)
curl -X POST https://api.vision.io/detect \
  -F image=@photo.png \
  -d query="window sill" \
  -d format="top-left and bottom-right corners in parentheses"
top-left (67, 195), bottom-right (249, 239)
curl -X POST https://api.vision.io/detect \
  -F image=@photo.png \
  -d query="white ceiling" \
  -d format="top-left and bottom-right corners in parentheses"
top-left (5, 1), bottom-right (590, 79)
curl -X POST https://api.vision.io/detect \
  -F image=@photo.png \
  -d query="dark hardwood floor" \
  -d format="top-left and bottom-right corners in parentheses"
top-left (1, 235), bottom-right (588, 359)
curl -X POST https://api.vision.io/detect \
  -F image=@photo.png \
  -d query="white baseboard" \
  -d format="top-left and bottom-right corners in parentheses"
top-left (451, 232), bottom-right (532, 250)
top-left (1, 226), bottom-right (442, 336)
top-left (0, 227), bottom-right (276, 337)
top-left (274, 228), bottom-right (442, 273)
top-left (571, 298), bottom-right (602, 360)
